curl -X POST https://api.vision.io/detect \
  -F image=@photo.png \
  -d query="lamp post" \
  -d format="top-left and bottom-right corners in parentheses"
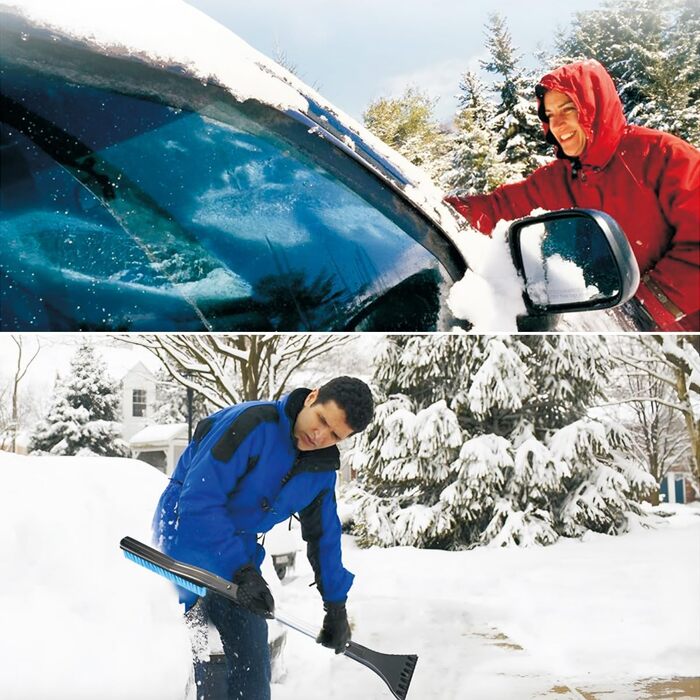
top-left (182, 372), bottom-right (194, 442)
top-left (187, 385), bottom-right (194, 442)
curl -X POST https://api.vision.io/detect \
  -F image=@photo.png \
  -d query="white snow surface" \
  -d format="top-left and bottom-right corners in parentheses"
top-left (3, 452), bottom-right (699, 699)
top-left (129, 422), bottom-right (188, 445)
top-left (0, 453), bottom-right (193, 700)
top-left (1, 0), bottom-right (529, 332)
top-left (1, 0), bottom-right (307, 112)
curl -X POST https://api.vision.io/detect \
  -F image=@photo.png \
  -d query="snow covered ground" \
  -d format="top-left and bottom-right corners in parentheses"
top-left (2, 453), bottom-right (698, 699)
top-left (278, 511), bottom-right (700, 700)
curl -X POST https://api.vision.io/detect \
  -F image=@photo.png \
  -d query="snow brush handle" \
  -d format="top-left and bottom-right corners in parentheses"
top-left (274, 610), bottom-right (319, 639)
top-left (120, 536), bottom-right (418, 699)
top-left (119, 536), bottom-right (240, 601)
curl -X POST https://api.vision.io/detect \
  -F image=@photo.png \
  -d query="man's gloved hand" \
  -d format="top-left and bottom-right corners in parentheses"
top-left (316, 601), bottom-right (351, 654)
top-left (232, 565), bottom-right (275, 619)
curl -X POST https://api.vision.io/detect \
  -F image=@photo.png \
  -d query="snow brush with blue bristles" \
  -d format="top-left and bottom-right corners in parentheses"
top-left (119, 536), bottom-right (418, 700)
top-left (120, 536), bottom-right (224, 600)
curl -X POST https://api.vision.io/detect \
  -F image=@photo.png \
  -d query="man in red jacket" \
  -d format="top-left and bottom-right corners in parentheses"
top-left (445, 59), bottom-right (699, 331)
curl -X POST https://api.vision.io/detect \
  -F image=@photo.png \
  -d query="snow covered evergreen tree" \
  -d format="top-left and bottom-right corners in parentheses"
top-left (556, 0), bottom-right (700, 144)
top-left (363, 86), bottom-right (451, 181)
top-left (347, 336), bottom-right (655, 550)
top-left (30, 343), bottom-right (128, 457)
top-left (443, 71), bottom-right (513, 194)
top-left (480, 14), bottom-right (550, 178)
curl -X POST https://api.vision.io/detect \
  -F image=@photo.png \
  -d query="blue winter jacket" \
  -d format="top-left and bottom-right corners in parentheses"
top-left (152, 388), bottom-right (354, 608)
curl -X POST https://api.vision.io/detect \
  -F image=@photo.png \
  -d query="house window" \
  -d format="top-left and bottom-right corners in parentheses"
top-left (132, 389), bottom-right (147, 418)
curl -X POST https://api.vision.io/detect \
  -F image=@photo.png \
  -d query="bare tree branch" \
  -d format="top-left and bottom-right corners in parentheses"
top-left (611, 353), bottom-right (676, 387)
top-left (8, 336), bottom-right (43, 452)
top-left (592, 396), bottom-right (691, 415)
top-left (113, 334), bottom-right (354, 407)
top-left (610, 335), bottom-right (700, 485)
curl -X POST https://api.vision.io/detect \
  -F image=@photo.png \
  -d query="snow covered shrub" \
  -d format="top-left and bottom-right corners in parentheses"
top-left (347, 336), bottom-right (654, 549)
top-left (30, 343), bottom-right (128, 457)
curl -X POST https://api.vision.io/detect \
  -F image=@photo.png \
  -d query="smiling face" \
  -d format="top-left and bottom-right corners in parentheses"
top-left (293, 389), bottom-right (354, 451)
top-left (543, 90), bottom-right (587, 158)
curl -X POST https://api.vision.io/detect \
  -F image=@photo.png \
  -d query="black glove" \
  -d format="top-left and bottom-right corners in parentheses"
top-left (232, 565), bottom-right (275, 619)
top-left (316, 601), bottom-right (351, 654)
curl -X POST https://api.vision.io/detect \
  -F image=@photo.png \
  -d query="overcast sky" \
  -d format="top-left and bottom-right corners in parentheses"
top-left (0, 335), bottom-right (161, 398)
top-left (188, 0), bottom-right (602, 122)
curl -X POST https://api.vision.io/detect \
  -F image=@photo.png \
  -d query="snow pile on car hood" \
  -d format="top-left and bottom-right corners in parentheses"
top-left (1, 0), bottom-right (526, 331)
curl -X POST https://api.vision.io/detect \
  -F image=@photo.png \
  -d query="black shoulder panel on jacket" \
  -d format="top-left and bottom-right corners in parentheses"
top-left (193, 417), bottom-right (214, 443)
top-left (211, 404), bottom-right (279, 463)
top-left (299, 488), bottom-right (330, 597)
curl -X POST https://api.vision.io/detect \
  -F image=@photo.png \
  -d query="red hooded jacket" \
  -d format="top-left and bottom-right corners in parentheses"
top-left (445, 60), bottom-right (700, 331)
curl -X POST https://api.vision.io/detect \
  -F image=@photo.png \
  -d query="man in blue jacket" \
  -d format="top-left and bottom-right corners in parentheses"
top-left (153, 376), bottom-right (374, 700)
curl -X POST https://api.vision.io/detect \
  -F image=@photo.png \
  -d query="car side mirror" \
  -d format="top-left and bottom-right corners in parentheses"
top-left (509, 209), bottom-right (640, 314)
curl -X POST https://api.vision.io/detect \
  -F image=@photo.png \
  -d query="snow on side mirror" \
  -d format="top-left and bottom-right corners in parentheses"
top-left (509, 209), bottom-right (640, 314)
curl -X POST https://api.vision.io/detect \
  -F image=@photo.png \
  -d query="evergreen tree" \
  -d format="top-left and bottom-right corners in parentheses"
top-left (30, 343), bottom-right (128, 456)
top-left (347, 336), bottom-right (654, 550)
top-left (363, 86), bottom-right (451, 181)
top-left (443, 71), bottom-right (514, 194)
top-left (556, 0), bottom-right (700, 144)
top-left (481, 14), bottom-right (550, 177)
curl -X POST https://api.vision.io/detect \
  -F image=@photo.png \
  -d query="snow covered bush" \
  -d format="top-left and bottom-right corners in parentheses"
top-left (30, 343), bottom-right (128, 457)
top-left (347, 336), bottom-right (655, 549)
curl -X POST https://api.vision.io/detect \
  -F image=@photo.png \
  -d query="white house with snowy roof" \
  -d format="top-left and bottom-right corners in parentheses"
top-left (120, 362), bottom-right (187, 475)
top-left (121, 362), bottom-right (158, 441)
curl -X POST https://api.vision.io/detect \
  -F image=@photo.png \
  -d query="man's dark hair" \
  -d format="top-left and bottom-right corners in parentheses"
top-left (314, 376), bottom-right (374, 433)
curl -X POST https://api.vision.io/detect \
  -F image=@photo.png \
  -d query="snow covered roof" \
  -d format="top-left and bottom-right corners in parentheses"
top-left (121, 361), bottom-right (157, 383)
top-left (129, 423), bottom-right (188, 446)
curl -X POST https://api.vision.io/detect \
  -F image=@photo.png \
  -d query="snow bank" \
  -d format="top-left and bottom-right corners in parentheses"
top-left (0, 453), bottom-right (192, 700)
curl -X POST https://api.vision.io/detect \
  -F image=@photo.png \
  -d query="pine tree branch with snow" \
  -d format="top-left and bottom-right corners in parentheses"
top-left (346, 335), bottom-right (658, 551)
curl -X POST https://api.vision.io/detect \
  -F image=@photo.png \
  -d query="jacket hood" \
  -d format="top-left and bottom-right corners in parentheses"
top-left (536, 59), bottom-right (627, 169)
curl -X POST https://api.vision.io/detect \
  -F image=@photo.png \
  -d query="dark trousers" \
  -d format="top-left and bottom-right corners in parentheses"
top-left (204, 594), bottom-right (271, 700)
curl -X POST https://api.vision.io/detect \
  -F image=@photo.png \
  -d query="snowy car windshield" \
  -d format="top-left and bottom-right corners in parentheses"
top-left (0, 30), bottom-right (462, 332)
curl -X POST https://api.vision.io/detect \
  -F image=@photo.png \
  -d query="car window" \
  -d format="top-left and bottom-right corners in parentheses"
top-left (1, 35), bottom-right (461, 331)
top-left (1, 123), bottom-right (166, 330)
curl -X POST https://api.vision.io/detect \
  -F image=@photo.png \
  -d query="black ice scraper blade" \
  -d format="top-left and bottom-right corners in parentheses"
top-left (344, 642), bottom-right (418, 700)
